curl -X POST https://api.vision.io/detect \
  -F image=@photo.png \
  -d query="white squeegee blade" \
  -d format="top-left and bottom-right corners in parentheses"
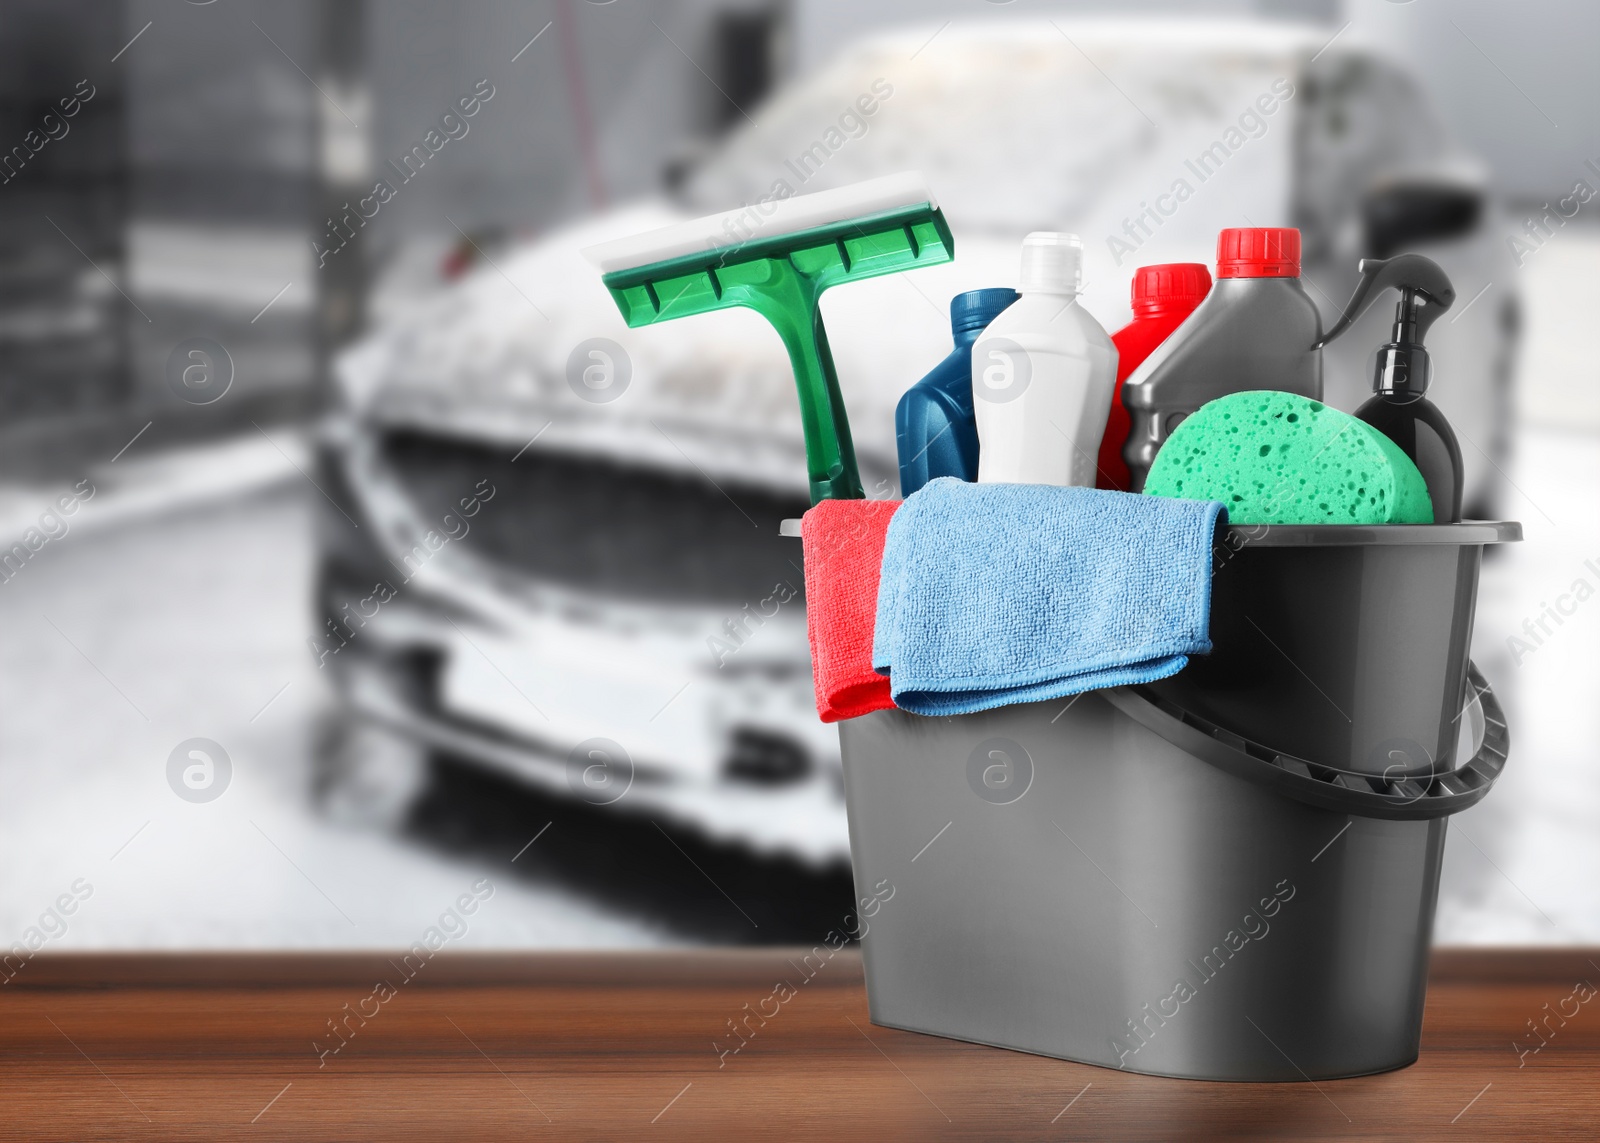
top-left (582, 171), bottom-right (936, 275)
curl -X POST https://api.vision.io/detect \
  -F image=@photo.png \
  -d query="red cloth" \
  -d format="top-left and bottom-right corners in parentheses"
top-left (801, 498), bottom-right (902, 723)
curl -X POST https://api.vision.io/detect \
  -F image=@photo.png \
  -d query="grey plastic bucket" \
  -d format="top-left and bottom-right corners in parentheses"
top-left (837, 522), bottom-right (1516, 1081)
top-left (1150, 521), bottom-right (1521, 779)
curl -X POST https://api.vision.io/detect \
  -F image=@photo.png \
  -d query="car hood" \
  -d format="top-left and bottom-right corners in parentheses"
top-left (341, 203), bottom-right (996, 495)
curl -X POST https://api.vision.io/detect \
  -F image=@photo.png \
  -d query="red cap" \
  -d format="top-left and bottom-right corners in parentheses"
top-left (1216, 227), bottom-right (1300, 278)
top-left (1131, 262), bottom-right (1212, 316)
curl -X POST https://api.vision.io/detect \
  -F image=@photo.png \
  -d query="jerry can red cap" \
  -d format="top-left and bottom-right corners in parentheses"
top-left (1216, 227), bottom-right (1301, 278)
top-left (1131, 262), bottom-right (1212, 314)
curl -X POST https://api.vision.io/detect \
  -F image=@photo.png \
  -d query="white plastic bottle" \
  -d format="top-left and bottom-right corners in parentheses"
top-left (972, 232), bottom-right (1118, 486)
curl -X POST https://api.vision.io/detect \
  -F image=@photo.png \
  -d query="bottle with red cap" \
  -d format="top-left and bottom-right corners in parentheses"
top-left (1120, 227), bottom-right (1326, 491)
top-left (1098, 263), bottom-right (1212, 491)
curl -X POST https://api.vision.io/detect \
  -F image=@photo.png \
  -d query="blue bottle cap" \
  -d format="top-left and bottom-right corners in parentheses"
top-left (950, 287), bottom-right (1020, 335)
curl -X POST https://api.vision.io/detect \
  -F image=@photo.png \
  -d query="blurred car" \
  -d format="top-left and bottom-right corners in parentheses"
top-left (314, 18), bottom-right (1518, 864)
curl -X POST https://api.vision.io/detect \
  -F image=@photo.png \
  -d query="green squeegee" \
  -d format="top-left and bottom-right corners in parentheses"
top-left (583, 172), bottom-right (955, 503)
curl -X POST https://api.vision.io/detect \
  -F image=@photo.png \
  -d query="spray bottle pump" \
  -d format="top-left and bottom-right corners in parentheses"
top-left (1318, 253), bottom-right (1463, 522)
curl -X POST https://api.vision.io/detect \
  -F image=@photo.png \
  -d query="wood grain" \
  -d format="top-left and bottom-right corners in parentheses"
top-left (1, 949), bottom-right (1596, 1141)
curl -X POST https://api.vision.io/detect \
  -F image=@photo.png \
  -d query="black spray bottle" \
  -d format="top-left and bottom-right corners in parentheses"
top-left (1317, 254), bottom-right (1463, 522)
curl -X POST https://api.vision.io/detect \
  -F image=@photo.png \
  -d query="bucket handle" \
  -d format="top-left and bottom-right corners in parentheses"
top-left (1104, 661), bottom-right (1507, 821)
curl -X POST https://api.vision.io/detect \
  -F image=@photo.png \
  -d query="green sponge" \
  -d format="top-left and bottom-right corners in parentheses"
top-left (1143, 391), bottom-right (1433, 524)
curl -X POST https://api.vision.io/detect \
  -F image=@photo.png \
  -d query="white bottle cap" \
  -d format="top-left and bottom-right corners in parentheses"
top-left (1018, 231), bottom-right (1083, 295)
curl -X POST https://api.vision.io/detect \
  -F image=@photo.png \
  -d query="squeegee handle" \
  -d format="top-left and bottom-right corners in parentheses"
top-left (754, 273), bottom-right (864, 503)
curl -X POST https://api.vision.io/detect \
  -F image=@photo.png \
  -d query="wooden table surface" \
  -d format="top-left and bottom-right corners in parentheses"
top-left (2, 949), bottom-right (1597, 1141)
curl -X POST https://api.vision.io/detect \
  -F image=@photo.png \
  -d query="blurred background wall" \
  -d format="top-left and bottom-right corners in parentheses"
top-left (0, 2), bottom-right (127, 427)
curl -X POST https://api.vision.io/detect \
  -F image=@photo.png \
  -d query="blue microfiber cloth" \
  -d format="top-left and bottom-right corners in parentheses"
top-left (872, 478), bottom-right (1226, 716)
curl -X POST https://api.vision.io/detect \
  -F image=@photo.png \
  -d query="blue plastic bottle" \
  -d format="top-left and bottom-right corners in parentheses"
top-left (896, 287), bottom-right (1019, 495)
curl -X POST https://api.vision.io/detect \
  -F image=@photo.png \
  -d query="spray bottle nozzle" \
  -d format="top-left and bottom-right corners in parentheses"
top-left (1314, 253), bottom-right (1456, 400)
